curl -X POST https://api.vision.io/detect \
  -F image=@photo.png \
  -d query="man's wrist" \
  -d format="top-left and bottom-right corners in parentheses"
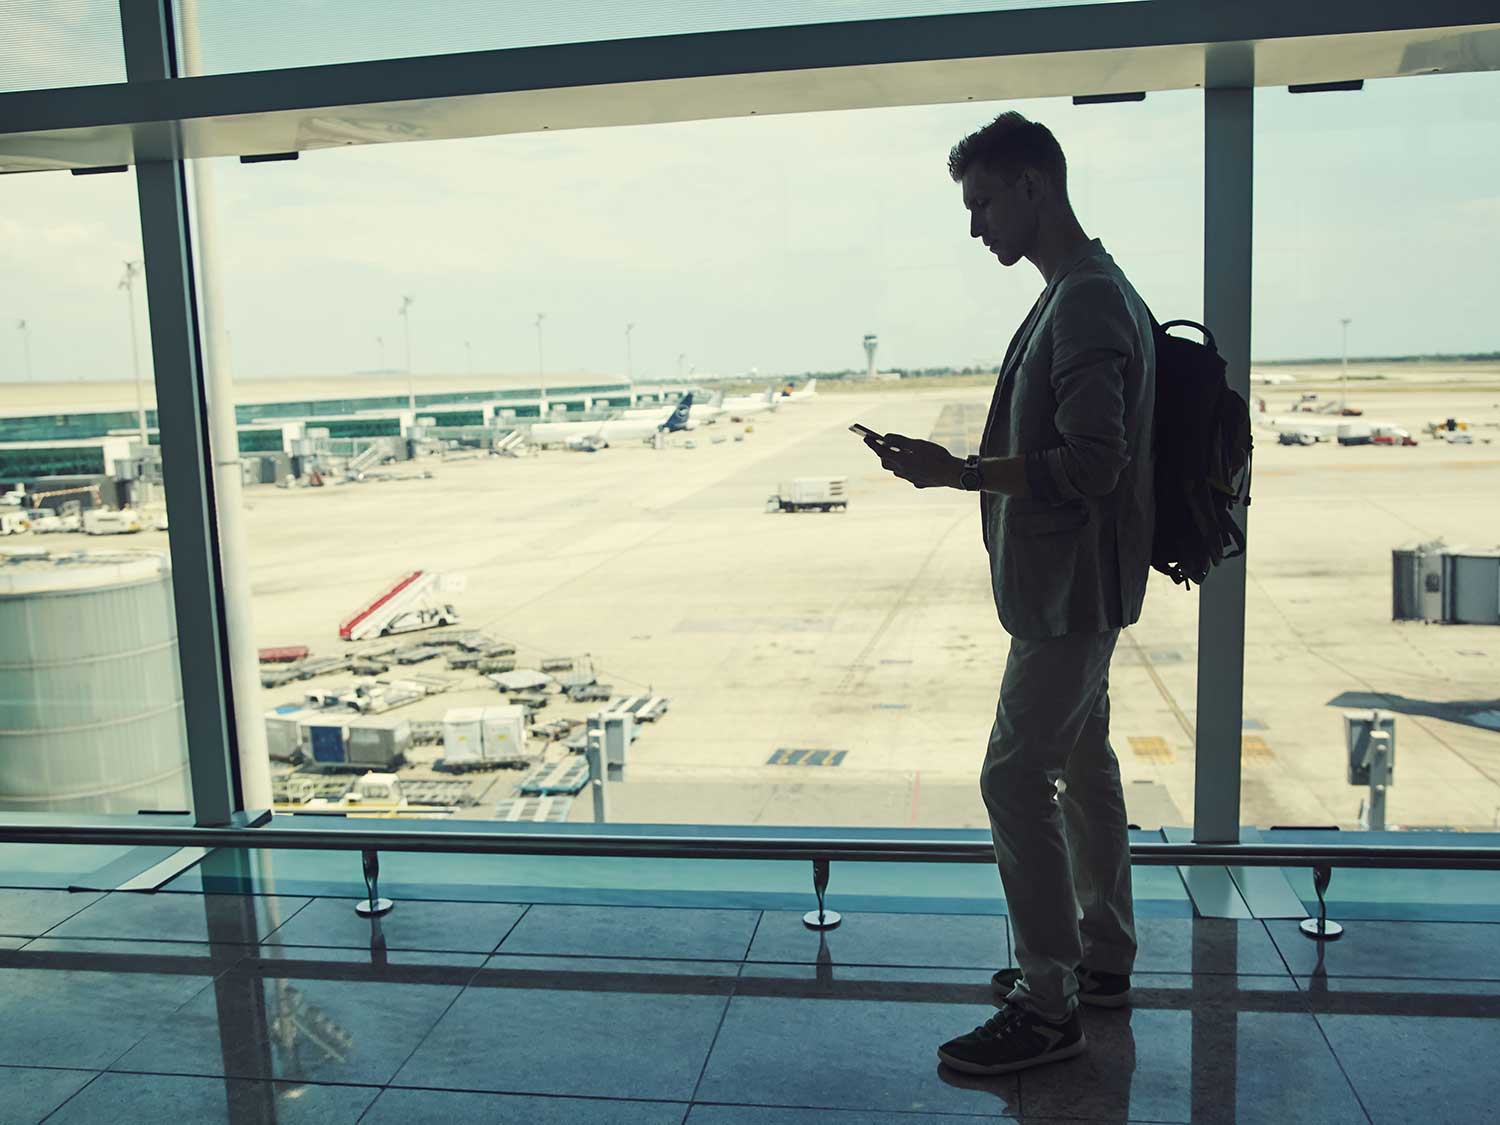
top-left (955, 454), bottom-right (982, 491)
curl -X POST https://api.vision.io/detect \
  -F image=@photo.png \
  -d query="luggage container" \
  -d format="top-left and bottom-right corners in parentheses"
top-left (300, 720), bottom-right (349, 764)
top-left (345, 718), bottom-right (412, 768)
top-left (264, 705), bottom-right (307, 761)
top-left (480, 704), bottom-right (529, 764)
top-left (442, 706), bottom-right (485, 763)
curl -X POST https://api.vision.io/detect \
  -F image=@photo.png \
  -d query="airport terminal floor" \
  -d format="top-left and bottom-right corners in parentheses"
top-left (0, 840), bottom-right (1497, 1123)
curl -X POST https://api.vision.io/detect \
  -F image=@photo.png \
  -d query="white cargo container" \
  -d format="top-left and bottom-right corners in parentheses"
top-left (481, 705), bottom-right (529, 763)
top-left (768, 477), bottom-right (848, 512)
top-left (442, 706), bottom-right (485, 763)
top-left (264, 706), bottom-right (308, 762)
top-left (346, 717), bottom-right (413, 768)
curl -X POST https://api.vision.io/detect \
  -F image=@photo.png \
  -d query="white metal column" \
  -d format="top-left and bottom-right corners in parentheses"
top-left (1193, 85), bottom-right (1253, 843)
top-left (119, 0), bottom-right (241, 826)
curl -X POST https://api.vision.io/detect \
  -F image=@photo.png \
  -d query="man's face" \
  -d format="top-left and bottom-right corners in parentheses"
top-left (961, 163), bottom-right (1034, 267)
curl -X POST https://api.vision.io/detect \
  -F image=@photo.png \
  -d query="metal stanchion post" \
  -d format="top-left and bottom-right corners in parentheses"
top-left (586, 735), bottom-right (609, 822)
top-left (1299, 864), bottom-right (1343, 940)
top-left (803, 857), bottom-right (841, 930)
top-left (355, 848), bottom-right (395, 917)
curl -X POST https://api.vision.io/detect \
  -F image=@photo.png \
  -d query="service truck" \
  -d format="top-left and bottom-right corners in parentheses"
top-left (766, 477), bottom-right (848, 513)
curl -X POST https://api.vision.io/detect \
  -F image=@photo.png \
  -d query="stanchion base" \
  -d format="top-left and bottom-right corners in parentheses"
top-left (1299, 917), bottom-right (1343, 940)
top-left (356, 897), bottom-right (395, 918)
top-left (803, 909), bottom-right (841, 931)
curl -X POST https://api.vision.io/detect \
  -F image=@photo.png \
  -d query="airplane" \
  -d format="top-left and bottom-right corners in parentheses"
top-left (1254, 397), bottom-right (1408, 444)
top-left (529, 393), bottom-right (695, 449)
top-left (720, 387), bottom-right (780, 417)
top-left (779, 378), bottom-right (818, 401)
top-left (1251, 371), bottom-right (1297, 386)
top-left (621, 390), bottom-right (723, 429)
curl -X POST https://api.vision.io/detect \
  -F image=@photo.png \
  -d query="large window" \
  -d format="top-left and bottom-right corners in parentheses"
top-left (1247, 73), bottom-right (1500, 831)
top-left (0, 168), bottom-right (191, 815)
top-left (191, 89), bottom-right (1201, 829)
top-left (173, 0), bottom-right (1137, 75)
top-left (0, 0), bottom-right (126, 94)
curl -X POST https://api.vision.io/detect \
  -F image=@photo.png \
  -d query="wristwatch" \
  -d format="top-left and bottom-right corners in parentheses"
top-left (958, 454), bottom-right (983, 491)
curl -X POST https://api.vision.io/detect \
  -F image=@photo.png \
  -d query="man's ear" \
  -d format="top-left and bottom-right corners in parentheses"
top-left (1019, 167), bottom-right (1043, 204)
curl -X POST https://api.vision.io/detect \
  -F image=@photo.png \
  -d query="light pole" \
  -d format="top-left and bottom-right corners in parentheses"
top-left (119, 260), bottom-right (147, 445)
top-left (535, 312), bottom-right (547, 415)
top-left (376, 335), bottom-right (385, 370)
top-left (465, 339), bottom-right (473, 376)
top-left (677, 352), bottom-right (686, 380)
top-left (625, 322), bottom-right (635, 381)
top-left (399, 296), bottom-right (415, 411)
top-left (1339, 317), bottom-right (1352, 410)
top-left (15, 319), bottom-right (30, 380)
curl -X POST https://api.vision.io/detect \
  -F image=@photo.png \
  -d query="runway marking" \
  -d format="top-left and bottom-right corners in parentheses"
top-left (929, 402), bottom-right (989, 456)
top-left (1241, 735), bottom-right (1276, 767)
top-left (767, 748), bottom-right (848, 767)
top-left (1121, 630), bottom-right (1196, 742)
top-left (836, 509), bottom-right (969, 696)
top-left (1129, 736), bottom-right (1175, 764)
top-left (1256, 458), bottom-right (1500, 476)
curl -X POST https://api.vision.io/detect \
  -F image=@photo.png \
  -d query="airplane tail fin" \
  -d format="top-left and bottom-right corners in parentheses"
top-left (804, 378), bottom-right (816, 396)
top-left (662, 392), bottom-right (694, 432)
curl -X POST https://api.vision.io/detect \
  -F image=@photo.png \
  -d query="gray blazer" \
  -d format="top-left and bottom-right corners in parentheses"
top-left (979, 239), bottom-right (1155, 639)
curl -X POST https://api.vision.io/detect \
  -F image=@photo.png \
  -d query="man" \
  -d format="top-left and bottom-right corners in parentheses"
top-left (865, 111), bottom-right (1155, 1074)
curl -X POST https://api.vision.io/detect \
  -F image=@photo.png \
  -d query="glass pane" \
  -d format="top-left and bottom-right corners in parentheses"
top-left (175, 0), bottom-right (1141, 75)
top-left (0, 167), bottom-right (193, 816)
top-left (196, 89), bottom-right (1198, 830)
top-left (1248, 72), bottom-right (1500, 832)
top-left (0, 0), bottom-right (126, 93)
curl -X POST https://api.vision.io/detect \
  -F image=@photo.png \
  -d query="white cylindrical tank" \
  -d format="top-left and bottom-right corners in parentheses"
top-left (0, 549), bottom-right (190, 814)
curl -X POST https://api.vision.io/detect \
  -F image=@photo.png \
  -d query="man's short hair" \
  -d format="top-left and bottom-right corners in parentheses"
top-left (947, 111), bottom-right (1067, 189)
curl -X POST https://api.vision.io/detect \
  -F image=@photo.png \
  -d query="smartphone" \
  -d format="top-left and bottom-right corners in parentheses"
top-left (849, 423), bottom-right (882, 442)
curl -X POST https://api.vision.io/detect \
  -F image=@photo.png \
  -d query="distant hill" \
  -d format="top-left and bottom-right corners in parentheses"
top-left (1257, 352), bottom-right (1500, 366)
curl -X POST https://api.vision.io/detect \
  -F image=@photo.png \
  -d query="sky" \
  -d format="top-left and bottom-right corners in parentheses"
top-left (1, 4), bottom-right (1498, 385)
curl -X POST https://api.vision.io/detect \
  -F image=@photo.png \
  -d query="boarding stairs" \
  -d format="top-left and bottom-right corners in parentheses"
top-left (338, 571), bottom-right (456, 641)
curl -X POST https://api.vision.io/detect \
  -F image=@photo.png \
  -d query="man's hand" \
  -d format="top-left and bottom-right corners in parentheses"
top-left (864, 432), bottom-right (963, 490)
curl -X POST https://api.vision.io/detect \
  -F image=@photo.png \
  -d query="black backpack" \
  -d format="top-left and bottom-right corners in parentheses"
top-left (1148, 317), bottom-right (1253, 589)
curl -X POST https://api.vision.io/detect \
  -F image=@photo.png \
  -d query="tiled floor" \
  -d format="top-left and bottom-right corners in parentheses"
top-left (0, 887), bottom-right (1497, 1123)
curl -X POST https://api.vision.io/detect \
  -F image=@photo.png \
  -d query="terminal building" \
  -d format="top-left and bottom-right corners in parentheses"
top-left (0, 3), bottom-right (1497, 1122)
top-left (0, 378), bottom-right (684, 497)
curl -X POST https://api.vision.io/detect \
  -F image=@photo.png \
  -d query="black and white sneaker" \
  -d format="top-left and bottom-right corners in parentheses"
top-left (990, 964), bottom-right (1132, 1008)
top-left (937, 1001), bottom-right (1086, 1075)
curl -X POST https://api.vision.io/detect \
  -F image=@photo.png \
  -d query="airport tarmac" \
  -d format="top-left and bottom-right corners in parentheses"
top-left (14, 369), bottom-right (1500, 831)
